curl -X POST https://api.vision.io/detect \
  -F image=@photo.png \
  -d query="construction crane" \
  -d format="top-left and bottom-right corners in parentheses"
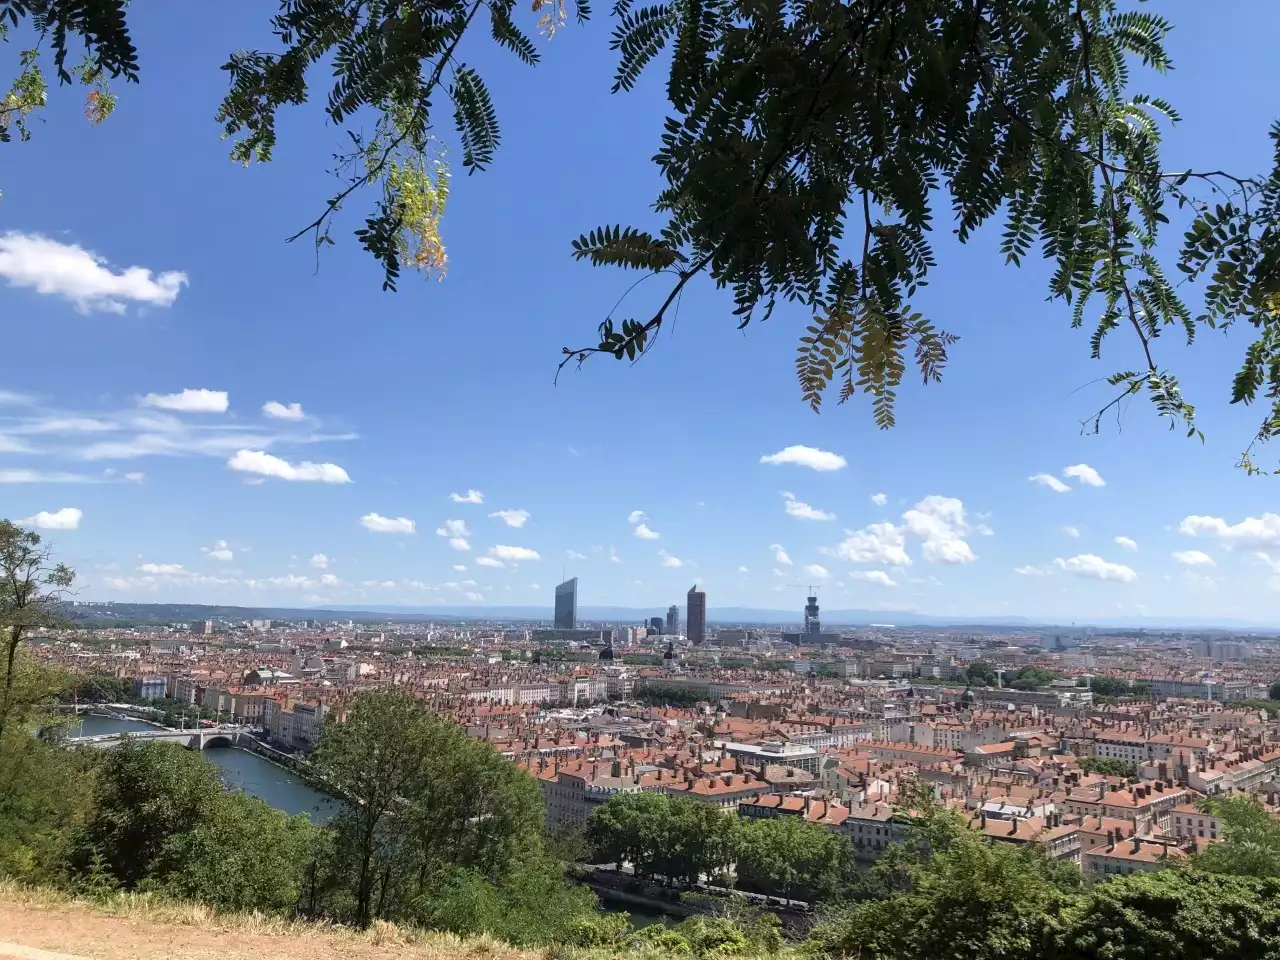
top-left (783, 584), bottom-right (822, 595)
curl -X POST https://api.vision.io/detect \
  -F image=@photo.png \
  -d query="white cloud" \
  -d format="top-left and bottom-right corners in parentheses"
top-left (453, 564), bottom-right (468, 572)
top-left (138, 562), bottom-right (185, 575)
top-left (450, 489), bottom-right (484, 504)
top-left (803, 563), bottom-right (830, 579)
top-left (760, 445), bottom-right (847, 471)
top-left (319, 573), bottom-right (340, 586)
top-left (436, 519), bottom-right (471, 539)
top-left (0, 469), bottom-right (97, 483)
top-left (490, 545), bottom-right (540, 562)
top-left (18, 417), bottom-right (119, 436)
top-left (870, 493), bottom-right (887, 506)
top-left (1013, 565), bottom-right (1048, 576)
top-left (1053, 554), bottom-right (1137, 583)
top-left (770, 544), bottom-right (793, 565)
top-left (1063, 526), bottom-right (1080, 538)
top-left (0, 391), bottom-right (360, 475)
top-left (201, 540), bottom-right (233, 562)
top-left (140, 389), bottom-right (228, 414)
top-left (1063, 463), bottom-right (1105, 487)
top-left (782, 491), bottom-right (836, 521)
top-left (902, 496), bottom-right (976, 564)
top-left (825, 523), bottom-right (911, 566)
top-left (628, 510), bottom-right (647, 524)
top-left (609, 547), bottom-right (621, 564)
top-left (310, 553), bottom-right (329, 570)
top-left (0, 436), bottom-right (34, 453)
top-left (0, 231), bottom-right (187, 313)
top-left (361, 513), bottom-right (416, 534)
top-left (262, 401), bottom-right (305, 421)
top-left (227, 449), bottom-right (350, 484)
top-left (448, 537), bottom-right (471, 552)
top-left (566, 550), bottom-right (587, 560)
top-left (476, 556), bottom-right (505, 568)
top-left (737, 566), bottom-right (749, 574)
top-left (1029, 473), bottom-right (1071, 493)
top-left (1114, 536), bottom-right (1138, 551)
top-left (1172, 549), bottom-right (1216, 567)
top-left (850, 569), bottom-right (897, 587)
top-left (634, 523), bottom-right (660, 540)
top-left (489, 509), bottom-right (530, 528)
top-left (659, 550), bottom-right (684, 568)
top-left (124, 471), bottom-right (146, 483)
top-left (1180, 513), bottom-right (1280, 548)
top-left (20, 507), bottom-right (82, 530)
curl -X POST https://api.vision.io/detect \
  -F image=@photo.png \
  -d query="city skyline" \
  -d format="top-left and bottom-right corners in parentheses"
top-left (2, 4), bottom-right (1280, 623)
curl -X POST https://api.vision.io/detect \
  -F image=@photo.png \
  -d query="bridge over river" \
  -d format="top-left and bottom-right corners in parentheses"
top-left (66, 725), bottom-right (249, 750)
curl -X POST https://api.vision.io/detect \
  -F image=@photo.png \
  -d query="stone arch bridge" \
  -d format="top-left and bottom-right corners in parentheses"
top-left (65, 726), bottom-right (247, 750)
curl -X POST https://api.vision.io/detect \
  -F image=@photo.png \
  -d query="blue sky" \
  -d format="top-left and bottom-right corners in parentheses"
top-left (4, 1), bottom-right (1280, 623)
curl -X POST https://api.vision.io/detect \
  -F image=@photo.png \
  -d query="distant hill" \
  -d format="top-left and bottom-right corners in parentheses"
top-left (57, 600), bottom-right (1277, 632)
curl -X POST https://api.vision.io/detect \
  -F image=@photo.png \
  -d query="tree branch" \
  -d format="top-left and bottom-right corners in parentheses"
top-left (284, 1), bottom-right (484, 254)
top-left (559, 0), bottom-right (892, 369)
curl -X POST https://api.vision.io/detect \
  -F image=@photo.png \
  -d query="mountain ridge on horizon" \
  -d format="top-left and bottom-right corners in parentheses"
top-left (61, 600), bottom-right (1276, 632)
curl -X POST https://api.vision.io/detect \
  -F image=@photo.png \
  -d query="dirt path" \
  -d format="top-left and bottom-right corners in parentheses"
top-left (0, 897), bottom-right (530, 960)
top-left (1, 944), bottom-right (87, 960)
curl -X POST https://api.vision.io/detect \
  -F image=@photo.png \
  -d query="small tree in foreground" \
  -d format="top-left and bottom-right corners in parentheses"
top-left (0, 519), bottom-right (74, 741)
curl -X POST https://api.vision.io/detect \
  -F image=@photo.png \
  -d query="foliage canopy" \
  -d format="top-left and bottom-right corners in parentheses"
top-left (8, 2), bottom-right (1280, 465)
top-left (311, 689), bottom-right (554, 929)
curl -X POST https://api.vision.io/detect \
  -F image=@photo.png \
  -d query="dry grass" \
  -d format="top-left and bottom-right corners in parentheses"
top-left (0, 882), bottom-right (788, 960)
top-left (0, 881), bottom-right (546, 960)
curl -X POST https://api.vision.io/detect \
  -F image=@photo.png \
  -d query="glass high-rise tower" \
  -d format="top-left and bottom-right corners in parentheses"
top-left (554, 578), bottom-right (578, 629)
top-left (687, 585), bottom-right (706, 645)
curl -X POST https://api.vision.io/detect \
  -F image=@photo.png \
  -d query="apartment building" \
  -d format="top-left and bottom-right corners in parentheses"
top-left (711, 739), bottom-right (822, 776)
top-left (1169, 803), bottom-right (1221, 842)
top-left (1057, 781), bottom-right (1188, 830)
top-left (842, 801), bottom-right (905, 860)
top-left (888, 720), bottom-right (1010, 752)
top-left (1082, 833), bottom-right (1187, 878)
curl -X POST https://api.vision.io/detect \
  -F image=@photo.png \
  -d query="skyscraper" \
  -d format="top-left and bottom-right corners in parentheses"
top-left (804, 594), bottom-right (821, 634)
top-left (666, 605), bottom-right (679, 636)
top-left (554, 578), bottom-right (578, 629)
top-left (649, 616), bottom-right (664, 635)
top-left (687, 585), bottom-right (706, 646)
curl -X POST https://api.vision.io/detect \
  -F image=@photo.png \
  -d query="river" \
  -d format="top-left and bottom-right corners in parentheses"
top-left (73, 714), bottom-right (335, 821)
